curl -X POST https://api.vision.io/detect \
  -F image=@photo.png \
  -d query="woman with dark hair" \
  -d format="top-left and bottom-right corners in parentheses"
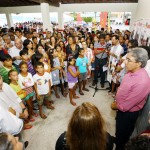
top-left (66, 36), bottom-right (80, 59)
top-left (49, 36), bottom-right (57, 49)
top-left (39, 39), bottom-right (46, 49)
top-left (35, 44), bottom-right (49, 62)
top-left (124, 34), bottom-right (129, 40)
top-left (86, 37), bottom-right (92, 48)
top-left (57, 32), bottom-right (64, 43)
top-left (59, 41), bottom-right (66, 53)
top-left (23, 39), bottom-right (34, 58)
top-left (0, 133), bottom-right (23, 150)
top-left (56, 102), bottom-right (114, 150)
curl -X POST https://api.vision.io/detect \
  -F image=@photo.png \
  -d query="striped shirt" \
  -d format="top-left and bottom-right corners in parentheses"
top-left (0, 66), bottom-right (17, 84)
top-left (27, 60), bottom-right (36, 76)
top-left (94, 42), bottom-right (107, 59)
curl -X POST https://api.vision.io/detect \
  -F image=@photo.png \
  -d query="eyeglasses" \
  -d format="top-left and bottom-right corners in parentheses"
top-left (126, 58), bottom-right (137, 63)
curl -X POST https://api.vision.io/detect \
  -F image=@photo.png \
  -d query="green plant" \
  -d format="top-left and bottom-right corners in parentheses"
top-left (83, 17), bottom-right (93, 23)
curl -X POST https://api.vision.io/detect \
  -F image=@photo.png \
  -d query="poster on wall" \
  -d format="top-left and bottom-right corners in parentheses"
top-left (130, 19), bottom-right (150, 46)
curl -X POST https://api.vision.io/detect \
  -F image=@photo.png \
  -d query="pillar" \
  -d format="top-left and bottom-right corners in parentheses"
top-left (41, 3), bottom-right (52, 31)
top-left (58, 11), bottom-right (64, 29)
top-left (5, 12), bottom-right (13, 28)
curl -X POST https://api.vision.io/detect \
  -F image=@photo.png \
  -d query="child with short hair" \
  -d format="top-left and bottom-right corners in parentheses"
top-left (76, 48), bottom-right (89, 95)
top-left (8, 69), bottom-right (35, 122)
top-left (18, 61), bottom-right (37, 121)
top-left (32, 53), bottom-right (51, 73)
top-left (33, 62), bottom-right (54, 119)
top-left (67, 57), bottom-right (80, 106)
top-left (20, 50), bottom-right (36, 76)
top-left (0, 54), bottom-right (17, 84)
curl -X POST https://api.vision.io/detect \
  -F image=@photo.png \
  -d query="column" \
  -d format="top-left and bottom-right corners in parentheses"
top-left (5, 12), bottom-right (13, 28)
top-left (58, 11), bottom-right (64, 29)
top-left (41, 3), bottom-right (52, 31)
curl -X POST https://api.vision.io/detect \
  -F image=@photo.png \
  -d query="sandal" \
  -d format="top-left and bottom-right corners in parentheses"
top-left (55, 94), bottom-right (60, 98)
top-left (23, 124), bottom-right (33, 130)
top-left (33, 112), bottom-right (38, 117)
top-left (47, 105), bottom-right (55, 110)
top-left (107, 92), bottom-right (113, 96)
top-left (40, 114), bottom-right (47, 119)
top-left (50, 101), bottom-right (54, 104)
top-left (82, 88), bottom-right (89, 92)
top-left (73, 95), bottom-right (80, 99)
top-left (70, 101), bottom-right (76, 106)
top-left (63, 92), bottom-right (68, 97)
top-left (29, 118), bottom-right (35, 122)
top-left (79, 91), bottom-right (84, 95)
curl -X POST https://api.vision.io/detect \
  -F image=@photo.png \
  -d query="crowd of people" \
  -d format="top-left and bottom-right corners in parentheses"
top-left (0, 25), bottom-right (150, 150)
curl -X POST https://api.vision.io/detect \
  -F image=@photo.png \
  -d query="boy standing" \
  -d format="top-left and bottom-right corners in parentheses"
top-left (33, 62), bottom-right (54, 119)
top-left (0, 54), bottom-right (17, 84)
top-left (76, 48), bottom-right (89, 95)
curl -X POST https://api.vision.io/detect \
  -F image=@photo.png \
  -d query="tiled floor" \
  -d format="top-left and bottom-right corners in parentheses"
top-left (24, 83), bottom-right (116, 150)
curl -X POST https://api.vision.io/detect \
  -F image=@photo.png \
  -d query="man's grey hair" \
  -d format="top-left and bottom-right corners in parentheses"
top-left (129, 47), bottom-right (148, 68)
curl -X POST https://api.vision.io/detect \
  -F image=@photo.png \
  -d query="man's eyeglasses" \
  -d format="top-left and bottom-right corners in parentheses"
top-left (126, 58), bottom-right (137, 63)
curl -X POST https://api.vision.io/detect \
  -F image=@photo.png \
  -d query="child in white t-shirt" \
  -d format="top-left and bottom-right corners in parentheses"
top-left (33, 62), bottom-right (55, 119)
top-left (18, 61), bottom-right (37, 122)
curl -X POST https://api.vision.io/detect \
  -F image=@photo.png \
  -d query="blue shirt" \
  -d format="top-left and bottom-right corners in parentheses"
top-left (76, 57), bottom-right (88, 73)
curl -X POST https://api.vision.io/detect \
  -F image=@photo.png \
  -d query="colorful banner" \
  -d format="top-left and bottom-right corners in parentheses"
top-left (100, 12), bottom-right (108, 28)
top-left (107, 12), bottom-right (111, 32)
top-left (76, 13), bottom-right (83, 25)
top-left (130, 19), bottom-right (150, 46)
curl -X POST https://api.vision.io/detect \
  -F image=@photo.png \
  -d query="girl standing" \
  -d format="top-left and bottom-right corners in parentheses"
top-left (49, 50), bottom-right (61, 98)
top-left (67, 57), bottom-right (80, 106)
top-left (18, 62), bottom-right (37, 120)
top-left (8, 69), bottom-right (35, 122)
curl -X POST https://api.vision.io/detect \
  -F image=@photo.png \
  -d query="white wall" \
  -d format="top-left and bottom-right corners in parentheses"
top-left (134, 0), bottom-right (150, 21)
top-left (0, 3), bottom-right (137, 14)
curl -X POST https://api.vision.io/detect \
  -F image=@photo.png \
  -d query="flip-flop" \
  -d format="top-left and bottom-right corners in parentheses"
top-left (55, 94), bottom-right (60, 98)
top-left (79, 91), bottom-right (84, 95)
top-left (23, 124), bottom-right (33, 130)
top-left (70, 101), bottom-right (76, 106)
top-left (47, 105), bottom-right (55, 110)
top-left (83, 88), bottom-right (89, 92)
top-left (29, 118), bottom-right (35, 122)
top-left (73, 96), bottom-right (80, 99)
top-left (33, 113), bottom-right (38, 117)
top-left (40, 114), bottom-right (47, 119)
